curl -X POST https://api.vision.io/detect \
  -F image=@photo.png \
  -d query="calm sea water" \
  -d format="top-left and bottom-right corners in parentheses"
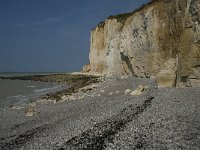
top-left (0, 73), bottom-right (69, 109)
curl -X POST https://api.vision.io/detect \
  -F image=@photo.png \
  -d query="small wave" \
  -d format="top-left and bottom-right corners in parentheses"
top-left (20, 98), bottom-right (28, 101)
top-left (34, 86), bottom-right (58, 92)
top-left (27, 85), bottom-right (36, 88)
top-left (7, 95), bottom-right (22, 99)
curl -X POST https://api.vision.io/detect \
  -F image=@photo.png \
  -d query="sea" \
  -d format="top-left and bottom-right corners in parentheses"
top-left (0, 72), bottom-right (69, 109)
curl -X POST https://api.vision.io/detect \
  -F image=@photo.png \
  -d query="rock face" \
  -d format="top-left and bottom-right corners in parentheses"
top-left (84, 0), bottom-right (200, 87)
top-left (82, 64), bottom-right (91, 73)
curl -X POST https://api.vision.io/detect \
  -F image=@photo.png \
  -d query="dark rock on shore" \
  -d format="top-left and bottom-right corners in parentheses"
top-left (0, 73), bottom-right (99, 85)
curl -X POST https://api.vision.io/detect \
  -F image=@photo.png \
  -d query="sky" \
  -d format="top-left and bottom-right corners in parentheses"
top-left (0, 0), bottom-right (150, 72)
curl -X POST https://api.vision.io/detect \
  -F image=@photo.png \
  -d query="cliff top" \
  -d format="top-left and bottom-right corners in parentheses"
top-left (93, 0), bottom-right (158, 30)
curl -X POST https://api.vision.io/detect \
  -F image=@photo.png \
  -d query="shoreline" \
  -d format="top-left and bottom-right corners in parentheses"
top-left (0, 73), bottom-right (101, 109)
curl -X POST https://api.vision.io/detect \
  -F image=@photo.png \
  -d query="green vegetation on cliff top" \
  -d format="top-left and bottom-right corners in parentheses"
top-left (95, 0), bottom-right (156, 29)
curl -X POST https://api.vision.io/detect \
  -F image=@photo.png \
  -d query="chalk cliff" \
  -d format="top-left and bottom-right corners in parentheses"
top-left (84, 0), bottom-right (200, 87)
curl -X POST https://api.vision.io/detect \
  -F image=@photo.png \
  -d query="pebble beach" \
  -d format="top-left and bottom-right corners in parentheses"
top-left (0, 75), bottom-right (199, 149)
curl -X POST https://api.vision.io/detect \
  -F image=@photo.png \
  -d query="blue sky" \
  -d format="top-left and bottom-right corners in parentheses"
top-left (0, 0), bottom-right (149, 72)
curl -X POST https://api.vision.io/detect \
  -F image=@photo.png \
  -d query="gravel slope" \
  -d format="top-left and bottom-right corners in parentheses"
top-left (0, 77), bottom-right (199, 150)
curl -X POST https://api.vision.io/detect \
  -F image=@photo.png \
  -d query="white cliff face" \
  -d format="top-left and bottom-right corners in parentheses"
top-left (86, 0), bottom-right (200, 87)
top-left (89, 19), bottom-right (124, 75)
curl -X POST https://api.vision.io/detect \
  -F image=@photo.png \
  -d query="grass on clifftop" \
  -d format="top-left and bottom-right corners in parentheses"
top-left (107, 12), bottom-right (135, 24)
top-left (95, 0), bottom-right (156, 28)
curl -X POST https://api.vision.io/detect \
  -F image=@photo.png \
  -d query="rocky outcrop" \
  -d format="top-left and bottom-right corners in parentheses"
top-left (84, 0), bottom-right (200, 87)
top-left (82, 64), bottom-right (91, 73)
